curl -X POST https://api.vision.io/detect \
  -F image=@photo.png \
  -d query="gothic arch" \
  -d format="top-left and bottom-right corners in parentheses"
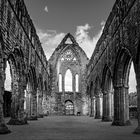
top-left (30, 66), bottom-right (37, 91)
top-left (49, 33), bottom-right (88, 68)
top-left (65, 99), bottom-right (74, 115)
top-left (89, 81), bottom-right (93, 97)
top-left (48, 33), bottom-right (89, 115)
top-left (64, 69), bottom-right (73, 92)
top-left (112, 48), bottom-right (134, 126)
top-left (101, 65), bottom-right (112, 92)
top-left (101, 65), bottom-right (114, 121)
top-left (113, 48), bottom-right (132, 87)
top-left (94, 76), bottom-right (101, 96)
top-left (94, 76), bottom-right (103, 119)
top-left (0, 31), bottom-right (11, 134)
top-left (38, 74), bottom-right (43, 90)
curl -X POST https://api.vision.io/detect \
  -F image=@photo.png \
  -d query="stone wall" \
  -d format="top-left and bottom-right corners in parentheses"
top-left (0, 0), bottom-right (50, 133)
top-left (86, 0), bottom-right (140, 134)
top-left (49, 33), bottom-right (89, 115)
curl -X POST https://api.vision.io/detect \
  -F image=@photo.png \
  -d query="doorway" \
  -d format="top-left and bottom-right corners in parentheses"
top-left (65, 100), bottom-right (74, 115)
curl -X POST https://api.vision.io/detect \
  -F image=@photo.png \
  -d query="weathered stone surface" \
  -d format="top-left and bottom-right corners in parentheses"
top-left (87, 0), bottom-right (140, 134)
top-left (0, 0), bottom-right (49, 133)
top-left (48, 33), bottom-right (89, 116)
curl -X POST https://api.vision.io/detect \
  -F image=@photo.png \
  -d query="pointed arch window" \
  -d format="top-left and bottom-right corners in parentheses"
top-left (59, 74), bottom-right (62, 92)
top-left (5, 61), bottom-right (11, 91)
top-left (65, 69), bottom-right (72, 91)
top-left (75, 74), bottom-right (79, 92)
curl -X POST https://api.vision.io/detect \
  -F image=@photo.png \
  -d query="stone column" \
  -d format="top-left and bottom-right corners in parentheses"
top-left (111, 92), bottom-right (114, 118)
top-left (18, 84), bottom-right (28, 124)
top-left (102, 91), bottom-right (113, 121)
top-left (30, 90), bottom-right (38, 120)
top-left (112, 85), bottom-right (131, 126)
top-left (25, 91), bottom-right (30, 118)
top-left (8, 77), bottom-right (27, 125)
top-left (0, 71), bottom-right (11, 134)
top-left (95, 94), bottom-right (102, 119)
top-left (27, 90), bottom-right (32, 118)
top-left (90, 96), bottom-right (96, 117)
top-left (62, 75), bottom-right (65, 115)
top-left (73, 75), bottom-right (76, 115)
top-left (37, 89), bottom-right (43, 118)
top-left (42, 91), bottom-right (48, 116)
top-left (8, 79), bottom-right (21, 124)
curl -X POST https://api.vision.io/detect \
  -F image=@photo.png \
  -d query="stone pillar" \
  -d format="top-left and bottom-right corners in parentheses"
top-left (42, 91), bottom-right (48, 116)
top-left (102, 91), bottom-right (113, 121)
top-left (112, 85), bottom-right (131, 126)
top-left (111, 92), bottom-right (114, 118)
top-left (25, 91), bottom-right (31, 118)
top-left (90, 96), bottom-right (95, 117)
top-left (95, 94), bottom-right (102, 119)
top-left (37, 89), bottom-right (43, 118)
top-left (0, 71), bottom-right (11, 134)
top-left (73, 75), bottom-right (76, 115)
top-left (28, 90), bottom-right (32, 118)
top-left (18, 84), bottom-right (28, 124)
top-left (8, 78), bottom-right (28, 125)
top-left (30, 90), bottom-right (38, 120)
top-left (8, 80), bottom-right (19, 125)
top-left (62, 75), bottom-right (65, 115)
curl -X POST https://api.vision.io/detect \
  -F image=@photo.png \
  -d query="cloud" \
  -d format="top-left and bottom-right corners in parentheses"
top-left (37, 22), bottom-right (105, 60)
top-left (75, 22), bottom-right (105, 58)
top-left (44, 6), bottom-right (48, 12)
top-left (37, 29), bottom-right (65, 59)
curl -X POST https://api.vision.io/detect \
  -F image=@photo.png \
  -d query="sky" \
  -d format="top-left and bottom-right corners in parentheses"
top-left (5, 0), bottom-right (137, 93)
top-left (24, 0), bottom-right (115, 59)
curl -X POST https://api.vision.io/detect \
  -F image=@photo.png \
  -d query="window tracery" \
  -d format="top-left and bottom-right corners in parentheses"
top-left (60, 50), bottom-right (77, 62)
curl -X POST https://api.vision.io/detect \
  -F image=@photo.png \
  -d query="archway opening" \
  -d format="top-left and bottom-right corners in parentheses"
top-left (89, 82), bottom-right (95, 117)
top-left (112, 49), bottom-right (137, 126)
top-left (128, 62), bottom-right (137, 119)
top-left (65, 69), bottom-right (72, 92)
top-left (4, 61), bottom-right (12, 117)
top-left (102, 67), bottom-right (114, 121)
top-left (94, 77), bottom-right (103, 119)
top-left (65, 100), bottom-right (74, 115)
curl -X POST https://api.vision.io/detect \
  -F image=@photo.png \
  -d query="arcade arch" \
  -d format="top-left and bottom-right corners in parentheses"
top-left (112, 49), bottom-right (134, 126)
top-left (101, 65), bottom-right (114, 122)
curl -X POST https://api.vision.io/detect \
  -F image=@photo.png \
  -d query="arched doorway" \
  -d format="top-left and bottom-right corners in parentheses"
top-left (65, 100), bottom-right (74, 115)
